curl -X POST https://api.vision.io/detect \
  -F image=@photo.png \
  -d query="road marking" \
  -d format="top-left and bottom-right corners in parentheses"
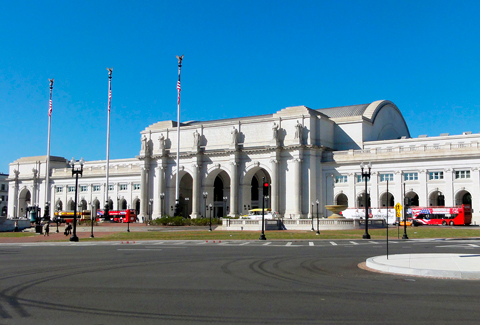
top-left (172, 241), bottom-right (186, 245)
top-left (330, 242), bottom-right (337, 246)
top-left (144, 246), bottom-right (186, 249)
top-left (350, 241), bottom-right (359, 245)
top-left (369, 241), bottom-right (379, 244)
top-left (239, 242), bottom-right (250, 245)
top-left (309, 242), bottom-right (314, 246)
top-left (118, 249), bottom-right (164, 251)
top-left (436, 244), bottom-right (480, 248)
top-left (263, 242), bottom-right (272, 245)
top-left (286, 242), bottom-right (293, 246)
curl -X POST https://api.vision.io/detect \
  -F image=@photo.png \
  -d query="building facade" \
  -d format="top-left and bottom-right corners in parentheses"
top-left (7, 100), bottom-right (480, 224)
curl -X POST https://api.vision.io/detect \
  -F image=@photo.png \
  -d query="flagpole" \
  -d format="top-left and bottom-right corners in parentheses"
top-left (105, 68), bottom-right (113, 220)
top-left (174, 55), bottom-right (183, 216)
top-left (44, 78), bottom-right (54, 220)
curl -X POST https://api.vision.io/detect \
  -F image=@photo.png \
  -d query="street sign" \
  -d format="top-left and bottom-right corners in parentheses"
top-left (394, 203), bottom-right (402, 212)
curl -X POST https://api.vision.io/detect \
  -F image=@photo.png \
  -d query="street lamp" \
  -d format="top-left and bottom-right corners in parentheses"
top-left (148, 199), bottom-right (153, 223)
top-left (209, 203), bottom-right (213, 231)
top-left (259, 177), bottom-right (267, 240)
top-left (223, 196), bottom-right (227, 216)
top-left (360, 162), bottom-right (372, 239)
top-left (126, 203), bottom-right (130, 233)
top-left (311, 202), bottom-right (315, 231)
top-left (203, 192), bottom-right (208, 219)
top-left (43, 201), bottom-right (50, 222)
top-left (90, 202), bottom-right (95, 238)
top-left (316, 199), bottom-right (320, 235)
top-left (69, 157), bottom-right (84, 242)
top-left (55, 203), bottom-right (60, 233)
top-left (160, 193), bottom-right (165, 217)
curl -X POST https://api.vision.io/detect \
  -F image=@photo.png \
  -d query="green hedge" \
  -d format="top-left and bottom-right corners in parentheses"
top-left (148, 216), bottom-right (223, 226)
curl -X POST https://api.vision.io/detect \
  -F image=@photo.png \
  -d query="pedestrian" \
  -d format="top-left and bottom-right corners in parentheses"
top-left (43, 222), bottom-right (50, 236)
top-left (64, 222), bottom-right (72, 236)
top-left (14, 221), bottom-right (19, 232)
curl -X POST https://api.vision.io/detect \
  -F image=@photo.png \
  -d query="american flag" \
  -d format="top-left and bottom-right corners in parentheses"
top-left (48, 99), bottom-right (52, 117)
top-left (177, 80), bottom-right (181, 105)
top-left (108, 89), bottom-right (112, 112)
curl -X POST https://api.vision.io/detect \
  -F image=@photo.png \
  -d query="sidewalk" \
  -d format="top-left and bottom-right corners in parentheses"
top-left (366, 253), bottom-right (480, 280)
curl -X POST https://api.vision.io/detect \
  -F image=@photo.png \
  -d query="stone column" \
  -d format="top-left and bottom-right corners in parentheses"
top-left (228, 162), bottom-right (239, 217)
top-left (140, 166), bottom-right (149, 220)
top-left (370, 172), bottom-right (378, 208)
top-left (270, 159), bottom-right (278, 215)
top-left (191, 163), bottom-right (201, 218)
top-left (444, 168), bottom-right (454, 206)
top-left (293, 158), bottom-right (302, 217)
top-left (153, 166), bottom-right (161, 218)
top-left (418, 170), bottom-right (428, 206)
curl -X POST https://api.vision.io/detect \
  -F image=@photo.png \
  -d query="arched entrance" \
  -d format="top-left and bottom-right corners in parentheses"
top-left (179, 173), bottom-right (193, 218)
top-left (335, 193), bottom-right (348, 206)
top-left (357, 192), bottom-right (371, 208)
top-left (455, 190), bottom-right (472, 206)
top-left (204, 169), bottom-right (231, 218)
top-left (406, 192), bottom-right (419, 207)
top-left (18, 188), bottom-right (31, 218)
top-left (242, 167), bottom-right (271, 211)
top-left (55, 200), bottom-right (63, 212)
top-left (429, 190), bottom-right (445, 206)
top-left (379, 192), bottom-right (394, 207)
top-left (80, 199), bottom-right (87, 211)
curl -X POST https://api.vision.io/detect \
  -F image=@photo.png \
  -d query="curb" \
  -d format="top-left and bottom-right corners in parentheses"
top-left (366, 254), bottom-right (480, 280)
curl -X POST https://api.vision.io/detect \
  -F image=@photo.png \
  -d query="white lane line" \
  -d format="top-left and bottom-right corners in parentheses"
top-left (263, 242), bottom-right (272, 245)
top-left (309, 242), bottom-right (314, 246)
top-left (239, 242), bottom-right (250, 246)
top-left (369, 241), bottom-right (379, 244)
top-left (350, 241), bottom-right (359, 245)
top-left (144, 246), bottom-right (186, 249)
top-left (330, 242), bottom-right (337, 246)
top-left (118, 249), bottom-right (164, 251)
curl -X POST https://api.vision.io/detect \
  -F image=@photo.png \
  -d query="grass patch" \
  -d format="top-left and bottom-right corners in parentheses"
top-left (0, 232), bottom-right (37, 238)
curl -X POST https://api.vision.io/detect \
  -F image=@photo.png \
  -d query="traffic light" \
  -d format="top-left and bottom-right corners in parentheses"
top-left (263, 181), bottom-right (269, 196)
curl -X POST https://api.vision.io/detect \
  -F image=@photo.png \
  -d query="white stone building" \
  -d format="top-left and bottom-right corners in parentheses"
top-left (0, 173), bottom-right (8, 216)
top-left (7, 100), bottom-right (479, 223)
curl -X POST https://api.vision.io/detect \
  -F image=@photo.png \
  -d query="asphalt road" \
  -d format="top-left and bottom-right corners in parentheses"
top-left (1, 239), bottom-right (480, 324)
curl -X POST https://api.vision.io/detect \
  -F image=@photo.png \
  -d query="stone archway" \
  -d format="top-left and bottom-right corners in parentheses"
top-left (429, 190), bottom-right (445, 207)
top-left (406, 191), bottom-right (419, 207)
top-left (335, 193), bottom-right (348, 206)
top-left (357, 191), bottom-right (371, 208)
top-left (179, 173), bottom-right (193, 218)
top-left (204, 168), bottom-right (232, 218)
top-left (379, 192), bottom-right (394, 208)
top-left (18, 188), bottom-right (31, 218)
top-left (455, 189), bottom-right (472, 206)
top-left (242, 167), bottom-right (271, 211)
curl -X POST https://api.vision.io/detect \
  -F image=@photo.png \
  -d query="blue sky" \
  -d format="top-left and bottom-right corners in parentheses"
top-left (1, 0), bottom-right (480, 173)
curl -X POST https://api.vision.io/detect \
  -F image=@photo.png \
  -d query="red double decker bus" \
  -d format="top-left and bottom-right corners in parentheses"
top-left (97, 209), bottom-right (137, 223)
top-left (410, 205), bottom-right (472, 226)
